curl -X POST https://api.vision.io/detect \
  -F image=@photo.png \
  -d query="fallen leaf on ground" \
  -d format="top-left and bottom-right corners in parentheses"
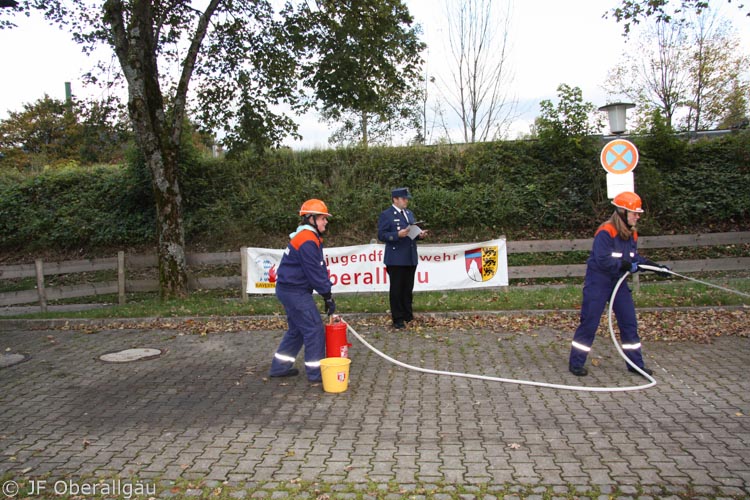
top-left (44, 309), bottom-right (748, 344)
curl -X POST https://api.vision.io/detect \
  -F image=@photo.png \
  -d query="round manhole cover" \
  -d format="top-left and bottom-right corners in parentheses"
top-left (99, 348), bottom-right (163, 363)
top-left (1, 353), bottom-right (29, 368)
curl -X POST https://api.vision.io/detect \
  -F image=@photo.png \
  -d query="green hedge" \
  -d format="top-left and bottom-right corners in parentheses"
top-left (0, 165), bottom-right (154, 250)
top-left (0, 131), bottom-right (748, 253)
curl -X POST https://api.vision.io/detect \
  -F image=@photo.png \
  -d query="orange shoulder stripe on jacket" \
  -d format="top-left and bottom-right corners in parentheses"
top-left (595, 222), bottom-right (639, 241)
top-left (595, 222), bottom-right (617, 238)
top-left (290, 230), bottom-right (321, 250)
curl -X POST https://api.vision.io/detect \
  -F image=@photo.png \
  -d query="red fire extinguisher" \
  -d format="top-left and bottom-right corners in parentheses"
top-left (325, 315), bottom-right (352, 358)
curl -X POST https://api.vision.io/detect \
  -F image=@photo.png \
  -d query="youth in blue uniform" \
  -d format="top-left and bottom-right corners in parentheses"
top-left (377, 187), bottom-right (428, 329)
top-left (270, 199), bottom-right (336, 382)
top-left (568, 192), bottom-right (670, 377)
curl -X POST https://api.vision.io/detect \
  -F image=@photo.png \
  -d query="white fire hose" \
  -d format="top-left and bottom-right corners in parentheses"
top-left (344, 265), bottom-right (748, 392)
top-left (638, 264), bottom-right (750, 299)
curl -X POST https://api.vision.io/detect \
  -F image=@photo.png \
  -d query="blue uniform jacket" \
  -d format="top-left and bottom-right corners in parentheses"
top-left (588, 222), bottom-right (647, 278)
top-left (378, 206), bottom-right (419, 266)
top-left (276, 225), bottom-right (332, 295)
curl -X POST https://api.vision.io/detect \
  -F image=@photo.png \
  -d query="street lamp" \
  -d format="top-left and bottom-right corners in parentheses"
top-left (598, 102), bottom-right (635, 135)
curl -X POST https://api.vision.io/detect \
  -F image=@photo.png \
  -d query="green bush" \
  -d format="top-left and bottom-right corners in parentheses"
top-left (0, 165), bottom-right (154, 251)
top-left (634, 132), bottom-right (750, 227)
top-left (0, 131), bottom-right (747, 254)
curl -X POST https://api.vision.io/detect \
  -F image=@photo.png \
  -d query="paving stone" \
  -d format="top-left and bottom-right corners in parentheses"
top-left (0, 320), bottom-right (747, 495)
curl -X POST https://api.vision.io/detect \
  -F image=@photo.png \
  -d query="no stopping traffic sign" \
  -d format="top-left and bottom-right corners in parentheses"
top-left (600, 139), bottom-right (638, 175)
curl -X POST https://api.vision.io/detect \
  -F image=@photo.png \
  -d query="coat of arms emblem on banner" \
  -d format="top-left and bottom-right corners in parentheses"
top-left (464, 246), bottom-right (499, 282)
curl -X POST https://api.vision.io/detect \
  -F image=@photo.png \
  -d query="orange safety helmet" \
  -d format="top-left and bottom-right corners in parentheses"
top-left (612, 191), bottom-right (644, 213)
top-left (299, 199), bottom-right (331, 217)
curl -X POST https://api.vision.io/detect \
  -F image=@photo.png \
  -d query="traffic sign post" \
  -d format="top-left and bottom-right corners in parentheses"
top-left (606, 171), bottom-right (634, 199)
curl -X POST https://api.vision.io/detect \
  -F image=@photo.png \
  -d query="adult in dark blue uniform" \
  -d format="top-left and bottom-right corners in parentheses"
top-left (378, 187), bottom-right (428, 329)
top-left (568, 191), bottom-right (670, 377)
top-left (270, 199), bottom-right (336, 382)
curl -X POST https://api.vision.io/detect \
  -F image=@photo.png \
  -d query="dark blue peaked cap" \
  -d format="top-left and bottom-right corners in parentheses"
top-left (391, 187), bottom-right (412, 199)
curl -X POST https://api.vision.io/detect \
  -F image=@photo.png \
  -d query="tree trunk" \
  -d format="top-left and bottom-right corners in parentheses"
top-left (129, 86), bottom-right (189, 300)
top-left (105, 0), bottom-right (189, 299)
top-left (150, 145), bottom-right (189, 299)
top-left (132, 71), bottom-right (189, 300)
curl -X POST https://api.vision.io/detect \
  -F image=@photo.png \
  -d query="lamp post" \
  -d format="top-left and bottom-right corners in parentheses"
top-left (598, 102), bottom-right (635, 135)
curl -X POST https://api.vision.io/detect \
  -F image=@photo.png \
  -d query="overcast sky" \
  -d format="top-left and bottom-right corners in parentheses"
top-left (0, 0), bottom-right (747, 149)
top-left (410, 0), bottom-right (630, 139)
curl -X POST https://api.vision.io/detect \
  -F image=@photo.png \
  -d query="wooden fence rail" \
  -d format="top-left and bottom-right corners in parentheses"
top-left (1, 231), bottom-right (748, 310)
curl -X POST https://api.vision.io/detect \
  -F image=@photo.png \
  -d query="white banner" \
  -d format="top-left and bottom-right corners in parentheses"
top-left (245, 239), bottom-right (508, 294)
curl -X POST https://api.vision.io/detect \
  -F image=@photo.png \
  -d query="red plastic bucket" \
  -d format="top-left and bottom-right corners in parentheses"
top-left (325, 315), bottom-right (351, 358)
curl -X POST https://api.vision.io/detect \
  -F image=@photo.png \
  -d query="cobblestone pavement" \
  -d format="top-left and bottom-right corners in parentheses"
top-left (0, 318), bottom-right (748, 498)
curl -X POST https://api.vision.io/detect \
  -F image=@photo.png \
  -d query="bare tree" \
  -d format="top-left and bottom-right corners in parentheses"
top-left (436, 0), bottom-right (516, 143)
top-left (683, 11), bottom-right (749, 132)
top-left (605, 10), bottom-right (749, 132)
top-left (604, 19), bottom-right (690, 129)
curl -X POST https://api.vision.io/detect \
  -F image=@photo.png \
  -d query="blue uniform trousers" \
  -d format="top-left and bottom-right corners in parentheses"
top-left (387, 265), bottom-right (416, 323)
top-left (569, 270), bottom-right (645, 370)
top-left (270, 285), bottom-right (325, 382)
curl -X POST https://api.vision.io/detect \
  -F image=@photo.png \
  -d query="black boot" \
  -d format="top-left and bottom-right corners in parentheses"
top-left (569, 365), bottom-right (588, 377)
top-left (270, 368), bottom-right (299, 378)
top-left (627, 365), bottom-right (653, 376)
